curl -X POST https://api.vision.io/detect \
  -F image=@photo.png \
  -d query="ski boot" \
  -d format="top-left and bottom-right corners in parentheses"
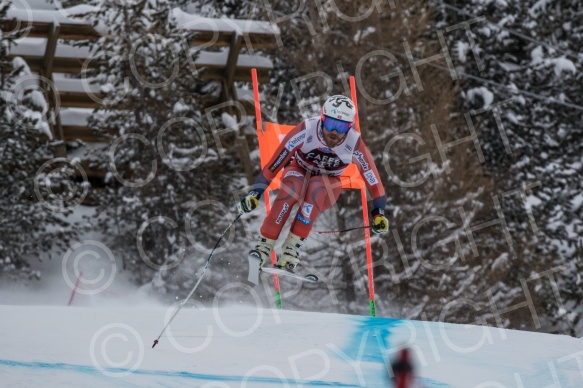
top-left (247, 236), bottom-right (276, 284)
top-left (248, 236), bottom-right (276, 268)
top-left (276, 232), bottom-right (305, 273)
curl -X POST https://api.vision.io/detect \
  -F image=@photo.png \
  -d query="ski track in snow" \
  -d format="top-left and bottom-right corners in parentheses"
top-left (0, 305), bottom-right (582, 387)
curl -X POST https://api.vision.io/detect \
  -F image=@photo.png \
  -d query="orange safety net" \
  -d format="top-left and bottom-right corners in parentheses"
top-left (257, 122), bottom-right (366, 192)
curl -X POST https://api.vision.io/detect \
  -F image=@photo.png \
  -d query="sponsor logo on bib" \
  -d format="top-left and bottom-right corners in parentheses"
top-left (353, 151), bottom-right (369, 171)
top-left (296, 213), bottom-right (312, 225)
top-left (364, 170), bottom-right (379, 185)
top-left (286, 133), bottom-right (306, 151)
top-left (302, 203), bottom-right (314, 219)
top-left (269, 149), bottom-right (289, 172)
top-left (276, 203), bottom-right (290, 224)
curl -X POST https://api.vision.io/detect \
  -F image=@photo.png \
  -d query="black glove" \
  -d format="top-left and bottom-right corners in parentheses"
top-left (371, 208), bottom-right (389, 234)
top-left (239, 190), bottom-right (261, 213)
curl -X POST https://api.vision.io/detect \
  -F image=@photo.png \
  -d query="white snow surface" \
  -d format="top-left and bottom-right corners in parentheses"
top-left (6, 3), bottom-right (278, 35)
top-left (530, 45), bottom-right (545, 65)
top-left (9, 39), bottom-right (273, 71)
top-left (171, 8), bottom-right (279, 35)
top-left (455, 41), bottom-right (469, 64)
top-left (9, 38), bottom-right (92, 59)
top-left (529, 0), bottom-right (554, 17)
top-left (0, 301), bottom-right (582, 387)
top-left (6, 4), bottom-right (93, 25)
top-left (0, 205), bottom-right (581, 387)
top-left (466, 86), bottom-right (494, 108)
top-left (552, 57), bottom-right (577, 77)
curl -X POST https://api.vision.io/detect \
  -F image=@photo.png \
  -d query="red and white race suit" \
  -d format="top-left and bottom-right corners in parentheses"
top-left (252, 117), bottom-right (387, 239)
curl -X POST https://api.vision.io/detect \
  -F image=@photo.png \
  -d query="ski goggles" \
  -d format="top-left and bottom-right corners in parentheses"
top-left (321, 116), bottom-right (353, 134)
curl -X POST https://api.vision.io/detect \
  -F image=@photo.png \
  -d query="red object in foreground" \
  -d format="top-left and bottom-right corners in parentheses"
top-left (152, 339), bottom-right (159, 348)
top-left (392, 348), bottom-right (414, 388)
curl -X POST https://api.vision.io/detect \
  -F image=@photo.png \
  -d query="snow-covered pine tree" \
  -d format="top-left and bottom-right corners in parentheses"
top-left (0, 2), bottom-right (79, 281)
top-left (81, 0), bottom-right (242, 294)
top-left (436, 0), bottom-right (583, 335)
top-left (181, 0), bottom-right (254, 18)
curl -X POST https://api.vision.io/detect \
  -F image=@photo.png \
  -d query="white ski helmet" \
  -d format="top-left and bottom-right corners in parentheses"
top-left (321, 95), bottom-right (356, 124)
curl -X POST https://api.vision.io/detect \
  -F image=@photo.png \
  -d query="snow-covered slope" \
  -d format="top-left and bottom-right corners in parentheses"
top-left (0, 304), bottom-right (581, 387)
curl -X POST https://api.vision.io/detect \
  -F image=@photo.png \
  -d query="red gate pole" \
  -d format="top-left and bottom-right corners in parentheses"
top-left (350, 76), bottom-right (376, 317)
top-left (251, 69), bottom-right (283, 309)
top-left (68, 271), bottom-right (82, 306)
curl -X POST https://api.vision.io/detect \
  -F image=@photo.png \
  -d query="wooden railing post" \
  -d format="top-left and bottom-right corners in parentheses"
top-left (2, 10), bottom-right (278, 181)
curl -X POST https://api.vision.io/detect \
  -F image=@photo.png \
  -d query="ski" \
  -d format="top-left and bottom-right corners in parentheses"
top-left (247, 251), bottom-right (319, 284)
top-left (261, 267), bottom-right (319, 283)
top-left (247, 251), bottom-right (262, 285)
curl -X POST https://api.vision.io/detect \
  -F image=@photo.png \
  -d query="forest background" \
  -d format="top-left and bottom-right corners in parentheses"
top-left (1, 0), bottom-right (581, 337)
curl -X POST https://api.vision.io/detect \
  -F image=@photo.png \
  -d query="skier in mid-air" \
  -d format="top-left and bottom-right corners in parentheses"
top-left (240, 95), bottom-right (389, 273)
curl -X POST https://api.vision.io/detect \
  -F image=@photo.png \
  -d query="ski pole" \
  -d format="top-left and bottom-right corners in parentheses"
top-left (315, 225), bottom-right (373, 235)
top-left (152, 211), bottom-right (242, 348)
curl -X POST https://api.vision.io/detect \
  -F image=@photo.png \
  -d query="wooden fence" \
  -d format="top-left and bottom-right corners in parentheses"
top-left (2, 5), bottom-right (278, 183)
